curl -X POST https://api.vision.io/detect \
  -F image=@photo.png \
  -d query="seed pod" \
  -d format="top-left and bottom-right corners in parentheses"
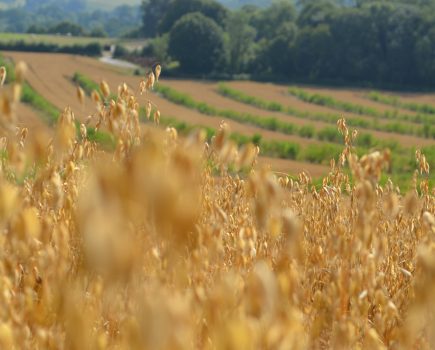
top-left (145, 101), bottom-right (152, 119)
top-left (153, 110), bottom-right (160, 125)
top-left (146, 72), bottom-right (155, 90)
top-left (77, 86), bottom-right (85, 105)
top-left (155, 64), bottom-right (162, 81)
top-left (100, 80), bottom-right (110, 98)
top-left (91, 90), bottom-right (101, 103)
top-left (15, 61), bottom-right (27, 83)
top-left (80, 123), bottom-right (87, 139)
top-left (0, 66), bottom-right (6, 86)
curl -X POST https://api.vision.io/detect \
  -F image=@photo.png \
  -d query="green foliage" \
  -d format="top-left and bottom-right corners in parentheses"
top-left (72, 72), bottom-right (100, 95)
top-left (1, 2), bottom-right (141, 37)
top-left (168, 12), bottom-right (226, 74)
top-left (288, 86), bottom-right (377, 116)
top-left (113, 44), bottom-right (128, 58)
top-left (0, 40), bottom-right (102, 56)
top-left (141, 0), bottom-right (171, 37)
top-left (143, 34), bottom-right (170, 62)
top-left (298, 125), bottom-right (315, 138)
top-left (138, 0), bottom-right (435, 87)
top-left (159, 0), bottom-right (229, 34)
top-left (316, 126), bottom-right (341, 143)
top-left (225, 11), bottom-right (256, 73)
top-left (47, 21), bottom-right (86, 36)
top-left (301, 143), bottom-right (342, 165)
top-left (21, 83), bottom-right (59, 125)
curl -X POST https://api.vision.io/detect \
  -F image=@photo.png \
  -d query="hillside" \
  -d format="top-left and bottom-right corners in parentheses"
top-left (0, 0), bottom-right (139, 11)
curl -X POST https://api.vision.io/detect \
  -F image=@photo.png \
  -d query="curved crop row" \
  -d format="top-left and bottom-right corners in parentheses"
top-left (367, 90), bottom-right (435, 115)
top-left (217, 84), bottom-right (434, 139)
top-left (155, 83), bottom-right (412, 150)
top-left (73, 72), bottom-right (434, 187)
top-left (288, 86), bottom-right (435, 129)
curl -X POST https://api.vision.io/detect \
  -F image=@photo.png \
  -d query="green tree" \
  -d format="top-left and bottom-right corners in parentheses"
top-left (225, 11), bottom-right (256, 73)
top-left (297, 0), bottom-right (337, 28)
top-left (168, 12), bottom-right (226, 74)
top-left (251, 0), bottom-right (296, 40)
top-left (262, 22), bottom-right (297, 76)
top-left (294, 24), bottom-right (335, 80)
top-left (159, 0), bottom-right (229, 34)
top-left (49, 21), bottom-right (85, 36)
top-left (141, 0), bottom-right (171, 38)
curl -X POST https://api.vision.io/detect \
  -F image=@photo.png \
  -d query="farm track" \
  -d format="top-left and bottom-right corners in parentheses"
top-left (5, 52), bottom-right (328, 175)
top-left (226, 82), bottom-right (433, 147)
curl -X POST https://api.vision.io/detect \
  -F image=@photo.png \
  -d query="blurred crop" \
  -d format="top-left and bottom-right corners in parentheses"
top-left (0, 62), bottom-right (434, 350)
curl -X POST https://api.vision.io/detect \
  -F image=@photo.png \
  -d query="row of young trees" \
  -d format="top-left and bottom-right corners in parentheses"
top-left (141, 0), bottom-right (435, 87)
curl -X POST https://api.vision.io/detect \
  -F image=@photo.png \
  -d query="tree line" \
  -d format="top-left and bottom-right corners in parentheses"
top-left (140, 0), bottom-right (435, 88)
top-left (0, 3), bottom-right (141, 38)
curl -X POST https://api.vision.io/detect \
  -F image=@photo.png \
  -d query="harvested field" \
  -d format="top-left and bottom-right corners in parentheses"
top-left (7, 53), bottom-right (319, 146)
top-left (4, 52), bottom-right (432, 178)
top-left (227, 81), bottom-right (420, 123)
top-left (4, 52), bottom-right (327, 175)
top-left (223, 82), bottom-right (433, 147)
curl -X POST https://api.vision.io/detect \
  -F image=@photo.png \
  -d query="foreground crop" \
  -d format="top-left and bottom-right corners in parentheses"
top-left (0, 63), bottom-right (434, 349)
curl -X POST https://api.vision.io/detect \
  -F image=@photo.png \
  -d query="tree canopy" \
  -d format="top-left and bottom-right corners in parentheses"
top-left (168, 12), bottom-right (226, 74)
top-left (140, 0), bottom-right (435, 87)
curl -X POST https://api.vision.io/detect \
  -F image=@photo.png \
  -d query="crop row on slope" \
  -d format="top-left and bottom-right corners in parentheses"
top-left (367, 90), bottom-right (435, 115)
top-left (287, 86), bottom-right (435, 128)
top-left (73, 72), bottom-right (342, 165)
top-left (155, 83), bottom-right (409, 149)
top-left (73, 72), bottom-right (435, 188)
top-left (217, 84), bottom-right (433, 138)
top-left (0, 55), bottom-right (112, 146)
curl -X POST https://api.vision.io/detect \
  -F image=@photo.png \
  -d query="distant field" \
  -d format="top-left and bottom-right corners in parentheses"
top-left (3, 51), bottom-right (434, 184)
top-left (0, 32), bottom-right (147, 51)
top-left (0, 32), bottom-right (114, 46)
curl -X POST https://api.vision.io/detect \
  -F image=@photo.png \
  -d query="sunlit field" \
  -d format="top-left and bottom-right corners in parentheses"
top-left (0, 51), bottom-right (434, 349)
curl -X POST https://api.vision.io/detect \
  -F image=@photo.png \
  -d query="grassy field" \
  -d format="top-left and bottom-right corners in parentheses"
top-left (0, 32), bottom-right (146, 51)
top-left (0, 32), bottom-right (114, 45)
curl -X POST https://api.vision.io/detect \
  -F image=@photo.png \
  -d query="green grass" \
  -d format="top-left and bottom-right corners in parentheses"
top-left (0, 32), bottom-right (145, 52)
top-left (0, 32), bottom-right (114, 46)
top-left (216, 84), bottom-right (434, 139)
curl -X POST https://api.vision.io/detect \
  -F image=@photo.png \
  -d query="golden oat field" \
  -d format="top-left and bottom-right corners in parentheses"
top-left (0, 54), bottom-right (434, 349)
